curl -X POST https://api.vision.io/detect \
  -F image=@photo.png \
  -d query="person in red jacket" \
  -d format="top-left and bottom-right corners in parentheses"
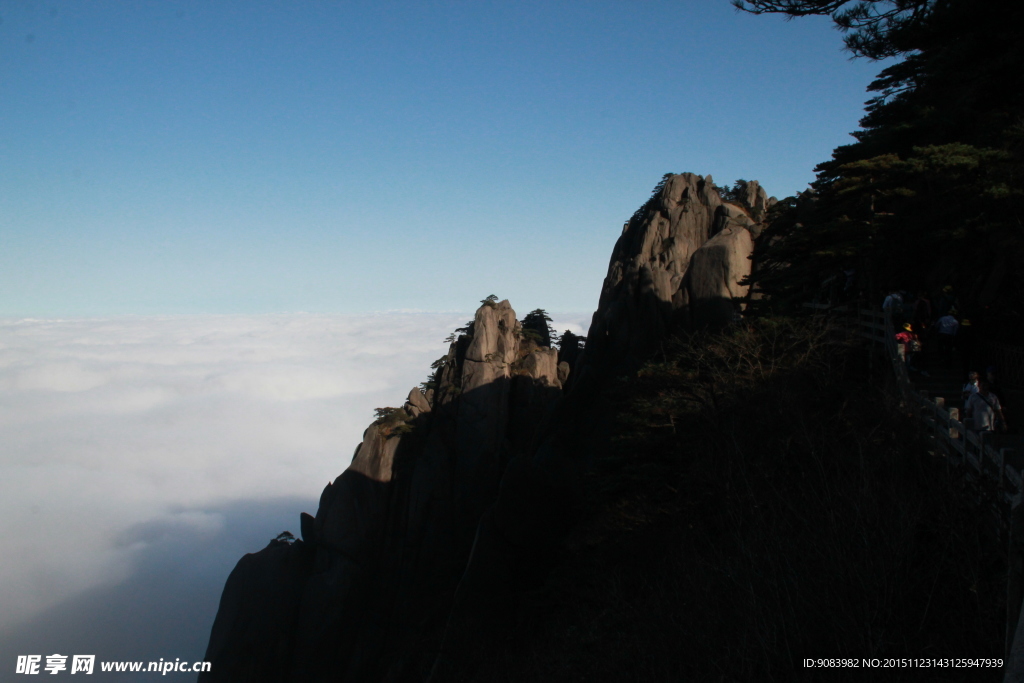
top-left (895, 322), bottom-right (927, 375)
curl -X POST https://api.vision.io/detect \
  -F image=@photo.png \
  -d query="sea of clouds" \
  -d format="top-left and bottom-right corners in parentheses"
top-left (0, 311), bottom-right (590, 678)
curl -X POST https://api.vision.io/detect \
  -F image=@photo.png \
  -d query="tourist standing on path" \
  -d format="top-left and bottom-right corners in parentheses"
top-left (895, 323), bottom-right (926, 375)
top-left (883, 288), bottom-right (906, 330)
top-left (965, 380), bottom-right (1006, 433)
top-left (962, 371), bottom-right (980, 403)
top-left (883, 289), bottom-right (903, 313)
top-left (933, 311), bottom-right (959, 367)
top-left (986, 366), bottom-right (1004, 403)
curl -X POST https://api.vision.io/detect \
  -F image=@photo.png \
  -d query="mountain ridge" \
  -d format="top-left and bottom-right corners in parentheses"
top-left (199, 172), bottom-right (770, 681)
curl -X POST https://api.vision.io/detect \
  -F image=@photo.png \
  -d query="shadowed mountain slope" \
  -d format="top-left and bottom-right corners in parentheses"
top-left (200, 173), bottom-right (783, 681)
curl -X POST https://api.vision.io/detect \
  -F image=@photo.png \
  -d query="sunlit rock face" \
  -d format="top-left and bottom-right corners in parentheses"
top-left (580, 172), bottom-right (771, 378)
top-left (687, 202), bottom-right (758, 330)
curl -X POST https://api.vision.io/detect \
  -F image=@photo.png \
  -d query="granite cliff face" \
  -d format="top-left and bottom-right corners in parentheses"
top-left (577, 173), bottom-right (771, 381)
top-left (200, 173), bottom-right (769, 681)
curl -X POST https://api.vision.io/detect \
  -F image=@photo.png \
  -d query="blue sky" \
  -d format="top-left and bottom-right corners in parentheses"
top-left (0, 3), bottom-right (898, 670)
top-left (1, 0), bottom-right (888, 316)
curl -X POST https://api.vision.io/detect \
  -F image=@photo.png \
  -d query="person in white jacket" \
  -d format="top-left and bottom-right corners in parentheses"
top-left (962, 371), bottom-right (980, 402)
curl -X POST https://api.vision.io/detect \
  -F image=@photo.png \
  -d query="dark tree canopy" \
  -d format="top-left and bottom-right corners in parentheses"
top-left (742, 0), bottom-right (1024, 334)
top-left (557, 329), bottom-right (586, 367)
top-left (521, 309), bottom-right (555, 348)
top-left (717, 179), bottom-right (751, 205)
top-left (420, 353), bottom-right (452, 393)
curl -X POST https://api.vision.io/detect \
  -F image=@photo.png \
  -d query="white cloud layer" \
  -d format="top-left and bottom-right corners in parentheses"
top-left (0, 310), bottom-right (590, 676)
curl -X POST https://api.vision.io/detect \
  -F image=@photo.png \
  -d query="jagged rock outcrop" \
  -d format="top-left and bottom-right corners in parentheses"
top-left (685, 203), bottom-right (758, 329)
top-left (201, 172), bottom-right (771, 682)
top-left (405, 387), bottom-right (431, 418)
top-left (201, 300), bottom-right (566, 682)
top-left (431, 174), bottom-right (774, 671)
top-left (741, 178), bottom-right (771, 215)
top-left (347, 423), bottom-right (401, 482)
top-left (579, 173), bottom-right (770, 378)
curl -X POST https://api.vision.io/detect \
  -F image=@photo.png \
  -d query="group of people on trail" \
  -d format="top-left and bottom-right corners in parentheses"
top-left (885, 285), bottom-right (977, 377)
top-left (885, 286), bottom-right (1009, 436)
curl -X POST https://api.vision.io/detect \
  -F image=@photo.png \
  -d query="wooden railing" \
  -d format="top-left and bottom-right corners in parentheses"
top-left (807, 302), bottom-right (1024, 670)
top-left (805, 302), bottom-right (1023, 506)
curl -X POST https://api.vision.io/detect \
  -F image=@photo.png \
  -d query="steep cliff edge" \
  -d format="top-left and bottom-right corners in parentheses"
top-left (200, 173), bottom-right (767, 681)
top-left (201, 300), bottom-right (565, 682)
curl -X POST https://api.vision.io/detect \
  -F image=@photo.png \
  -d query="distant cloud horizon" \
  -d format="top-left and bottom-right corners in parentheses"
top-left (0, 310), bottom-right (590, 679)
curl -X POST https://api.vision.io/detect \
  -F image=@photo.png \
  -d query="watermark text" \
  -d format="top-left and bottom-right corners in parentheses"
top-left (16, 655), bottom-right (211, 675)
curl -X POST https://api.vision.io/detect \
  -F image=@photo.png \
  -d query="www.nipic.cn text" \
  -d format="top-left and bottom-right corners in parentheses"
top-left (15, 655), bottom-right (212, 675)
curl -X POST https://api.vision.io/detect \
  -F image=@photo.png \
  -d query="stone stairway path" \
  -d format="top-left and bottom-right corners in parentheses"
top-left (910, 362), bottom-right (965, 407)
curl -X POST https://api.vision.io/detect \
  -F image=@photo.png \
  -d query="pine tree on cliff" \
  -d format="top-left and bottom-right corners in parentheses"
top-left (738, 0), bottom-right (1024, 320)
top-left (522, 309), bottom-right (555, 347)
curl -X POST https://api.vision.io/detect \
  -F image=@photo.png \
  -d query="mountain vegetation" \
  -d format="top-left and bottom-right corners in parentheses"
top-left (737, 0), bottom-right (1024, 334)
top-left (438, 318), bottom-right (1003, 682)
top-left (521, 309), bottom-right (556, 348)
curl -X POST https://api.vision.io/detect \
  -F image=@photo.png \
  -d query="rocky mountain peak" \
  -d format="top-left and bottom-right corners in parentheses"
top-left (579, 172), bottom-right (769, 379)
top-left (200, 172), bottom-right (770, 681)
top-left (200, 298), bottom-right (571, 681)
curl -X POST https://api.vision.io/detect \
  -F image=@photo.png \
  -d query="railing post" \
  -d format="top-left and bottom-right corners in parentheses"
top-left (932, 396), bottom-right (942, 441)
top-left (949, 407), bottom-right (960, 440)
